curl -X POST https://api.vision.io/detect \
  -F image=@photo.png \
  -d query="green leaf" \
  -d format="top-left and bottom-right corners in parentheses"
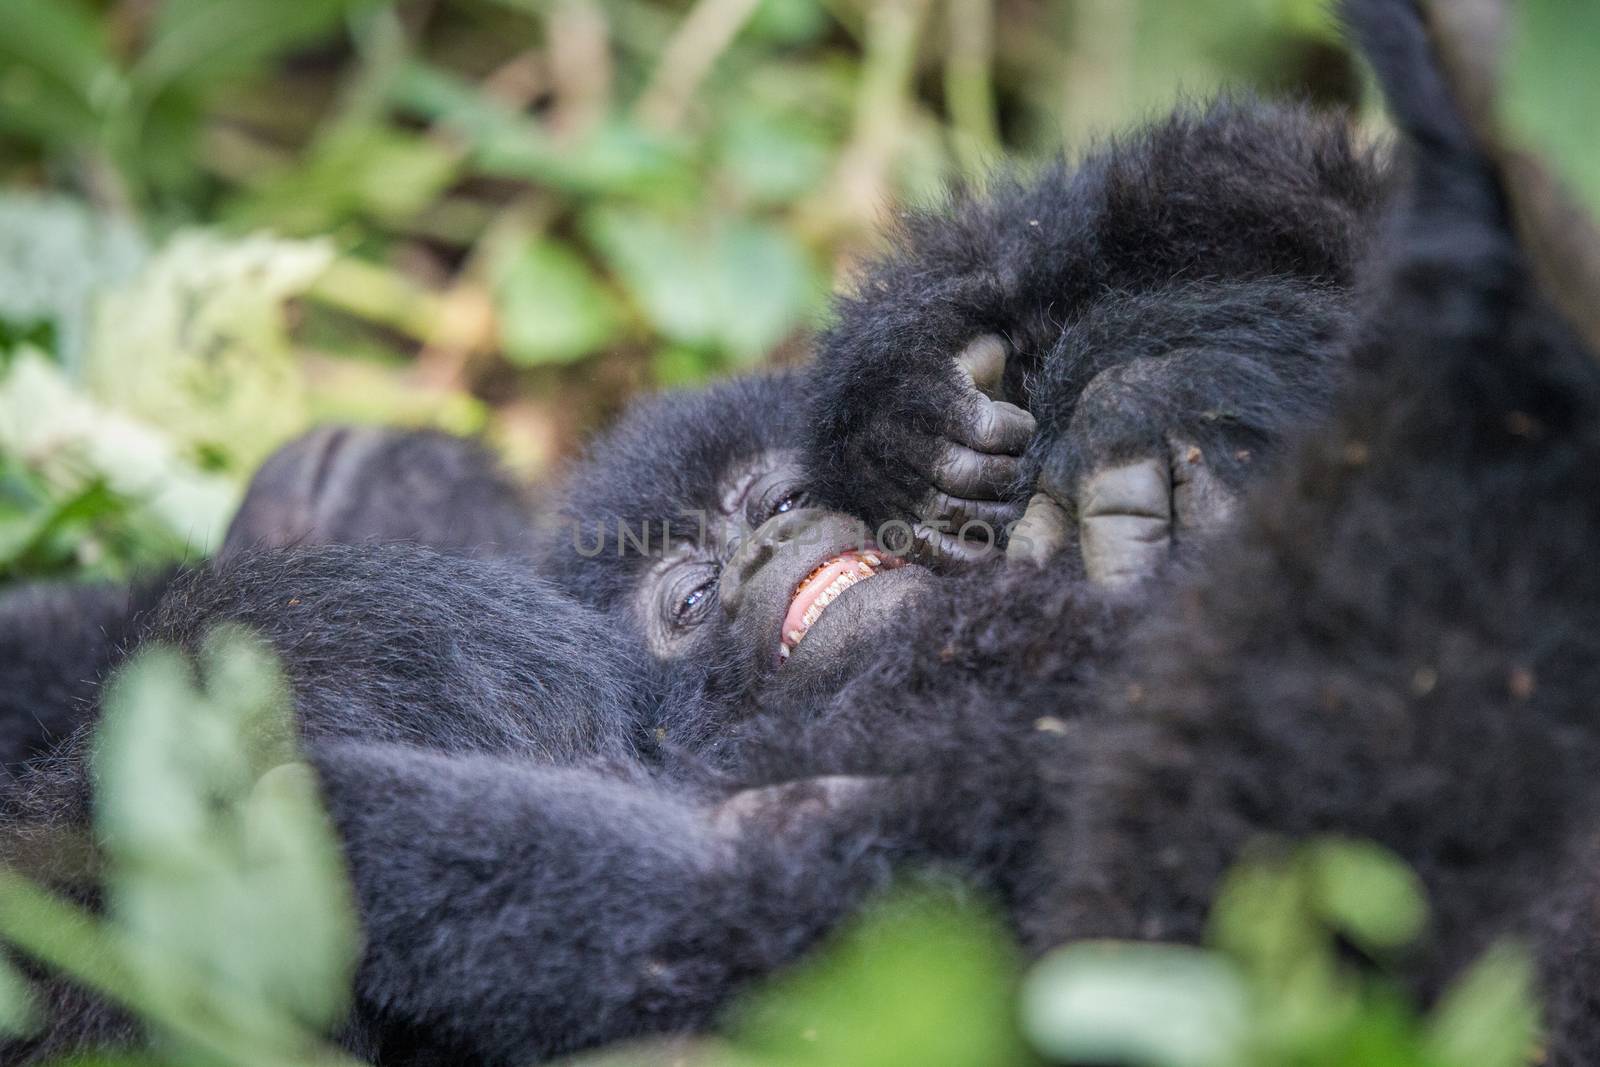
top-left (0, 194), bottom-right (147, 371)
top-left (730, 888), bottom-right (1032, 1067)
top-left (586, 209), bottom-right (820, 360)
top-left (1022, 943), bottom-right (1250, 1067)
top-left (0, 0), bottom-right (116, 145)
top-left (136, 0), bottom-right (365, 94)
top-left (391, 63), bottom-right (692, 199)
top-left (651, 344), bottom-right (723, 387)
top-left (1207, 845), bottom-right (1319, 980)
top-left (83, 229), bottom-right (330, 475)
top-left (1426, 941), bottom-right (1539, 1067)
top-left (717, 106), bottom-right (833, 206)
top-left (1502, 0), bottom-right (1600, 220)
top-left (0, 951), bottom-right (37, 1038)
top-left (95, 632), bottom-right (359, 1051)
top-left (496, 238), bottom-right (622, 366)
top-left (747, 0), bottom-right (832, 46)
top-left (1307, 839), bottom-right (1428, 956)
top-left (227, 127), bottom-right (460, 235)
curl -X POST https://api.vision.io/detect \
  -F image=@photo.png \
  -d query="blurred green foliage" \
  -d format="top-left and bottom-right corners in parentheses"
top-left (0, 631), bottom-right (360, 1066)
top-left (1023, 840), bottom-right (1537, 1067)
top-left (1503, 0), bottom-right (1600, 220)
top-left (0, 638), bottom-right (1537, 1067)
top-left (0, 0), bottom-right (1360, 582)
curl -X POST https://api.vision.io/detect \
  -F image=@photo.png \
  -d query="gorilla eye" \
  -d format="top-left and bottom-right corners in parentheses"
top-left (758, 486), bottom-right (811, 523)
top-left (664, 568), bottom-right (719, 630)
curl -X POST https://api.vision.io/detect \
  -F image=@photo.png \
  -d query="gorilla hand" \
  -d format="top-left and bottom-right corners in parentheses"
top-left (806, 326), bottom-right (1036, 567)
top-left (1009, 353), bottom-right (1245, 584)
top-left (906, 336), bottom-right (1036, 565)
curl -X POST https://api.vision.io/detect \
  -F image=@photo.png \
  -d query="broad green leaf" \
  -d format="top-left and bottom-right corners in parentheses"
top-left (1208, 845), bottom-right (1319, 980)
top-left (0, 194), bottom-right (148, 371)
top-left (729, 888), bottom-right (1031, 1067)
top-left (1022, 943), bottom-right (1249, 1067)
top-left (586, 209), bottom-right (820, 360)
top-left (84, 230), bottom-right (330, 474)
top-left (1503, 0), bottom-right (1600, 220)
top-left (1307, 839), bottom-right (1428, 956)
top-left (717, 106), bottom-right (833, 205)
top-left (496, 238), bottom-right (622, 366)
top-left (748, 0), bottom-right (832, 46)
top-left (0, 951), bottom-right (36, 1037)
top-left (1426, 941), bottom-right (1539, 1067)
top-left (0, 350), bottom-right (237, 561)
top-left (96, 632), bottom-right (359, 1051)
top-left (651, 344), bottom-right (723, 387)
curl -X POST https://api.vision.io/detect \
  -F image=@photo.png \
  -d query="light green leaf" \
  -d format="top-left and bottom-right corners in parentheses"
top-left (228, 128), bottom-right (460, 235)
top-left (391, 63), bottom-right (692, 199)
top-left (718, 106), bottom-right (833, 206)
top-left (0, 194), bottom-right (148, 371)
top-left (95, 631), bottom-right (359, 1051)
top-left (0, 350), bottom-right (238, 558)
top-left (1022, 943), bottom-right (1250, 1067)
top-left (1502, 0), bottom-right (1600, 220)
top-left (586, 209), bottom-right (819, 360)
top-left (496, 238), bottom-right (622, 366)
top-left (0, 952), bottom-right (37, 1037)
top-left (1307, 839), bottom-right (1428, 956)
top-left (729, 889), bottom-right (1030, 1067)
top-left (1426, 941), bottom-right (1539, 1067)
top-left (84, 229), bottom-right (331, 474)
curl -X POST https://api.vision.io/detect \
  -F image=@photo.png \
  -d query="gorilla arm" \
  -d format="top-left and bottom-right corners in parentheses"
top-left (805, 103), bottom-right (1378, 549)
top-left (308, 743), bottom-right (905, 1064)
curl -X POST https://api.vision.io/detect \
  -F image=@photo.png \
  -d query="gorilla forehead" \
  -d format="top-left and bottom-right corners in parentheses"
top-left (548, 371), bottom-right (806, 609)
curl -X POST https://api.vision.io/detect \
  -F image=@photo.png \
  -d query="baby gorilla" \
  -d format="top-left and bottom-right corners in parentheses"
top-left (543, 97), bottom-right (1380, 731)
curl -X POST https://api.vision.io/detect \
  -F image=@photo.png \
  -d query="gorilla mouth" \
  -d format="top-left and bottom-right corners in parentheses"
top-left (779, 550), bottom-right (902, 661)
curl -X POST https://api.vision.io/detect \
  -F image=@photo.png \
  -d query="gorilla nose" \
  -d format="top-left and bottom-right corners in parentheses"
top-left (719, 508), bottom-right (835, 620)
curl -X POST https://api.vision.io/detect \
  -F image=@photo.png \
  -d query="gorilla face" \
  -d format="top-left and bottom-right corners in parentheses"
top-left (547, 373), bottom-right (937, 711)
top-left (629, 455), bottom-right (936, 702)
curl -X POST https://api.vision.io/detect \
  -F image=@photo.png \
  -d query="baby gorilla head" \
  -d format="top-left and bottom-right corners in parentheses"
top-left (543, 373), bottom-right (938, 718)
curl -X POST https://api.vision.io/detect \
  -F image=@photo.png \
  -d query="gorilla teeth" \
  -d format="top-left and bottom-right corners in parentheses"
top-left (780, 552), bottom-right (891, 659)
top-left (800, 568), bottom-right (865, 629)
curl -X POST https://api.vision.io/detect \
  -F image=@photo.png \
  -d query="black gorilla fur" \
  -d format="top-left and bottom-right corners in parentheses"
top-left (221, 425), bottom-right (540, 563)
top-left (11, 2), bottom-right (1600, 1063)
top-left (806, 99), bottom-right (1381, 535)
top-left (732, 5), bottom-right (1600, 1061)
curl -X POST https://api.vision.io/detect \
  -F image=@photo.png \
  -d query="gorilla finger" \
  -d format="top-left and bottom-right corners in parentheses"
top-left (918, 491), bottom-right (1023, 533)
top-left (1078, 459), bottom-right (1172, 587)
top-left (1006, 492), bottom-right (1074, 566)
top-left (713, 776), bottom-right (884, 841)
top-left (954, 334), bottom-right (1009, 399)
top-left (931, 444), bottom-right (1023, 500)
top-left (1170, 439), bottom-right (1238, 536)
top-left (955, 398), bottom-right (1036, 456)
top-left (910, 523), bottom-right (1003, 566)
top-left (921, 495), bottom-right (1030, 537)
